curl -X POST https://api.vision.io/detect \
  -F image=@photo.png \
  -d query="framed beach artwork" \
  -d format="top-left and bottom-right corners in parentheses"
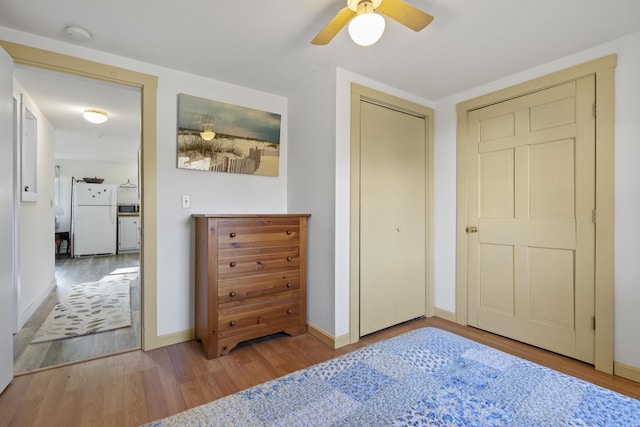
top-left (177, 93), bottom-right (281, 176)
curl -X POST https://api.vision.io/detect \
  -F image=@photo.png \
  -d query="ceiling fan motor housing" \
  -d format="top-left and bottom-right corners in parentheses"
top-left (348, 0), bottom-right (383, 12)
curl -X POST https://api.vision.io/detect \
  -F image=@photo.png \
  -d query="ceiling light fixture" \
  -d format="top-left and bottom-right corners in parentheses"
top-left (83, 109), bottom-right (108, 124)
top-left (200, 130), bottom-right (216, 141)
top-left (348, 0), bottom-right (385, 46)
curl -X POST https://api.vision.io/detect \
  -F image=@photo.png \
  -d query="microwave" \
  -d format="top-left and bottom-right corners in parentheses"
top-left (118, 204), bottom-right (140, 214)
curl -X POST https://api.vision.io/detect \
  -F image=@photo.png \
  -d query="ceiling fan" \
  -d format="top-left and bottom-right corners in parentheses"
top-left (311, 0), bottom-right (434, 46)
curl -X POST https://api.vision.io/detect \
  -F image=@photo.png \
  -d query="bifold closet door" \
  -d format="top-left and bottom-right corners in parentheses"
top-left (359, 100), bottom-right (426, 336)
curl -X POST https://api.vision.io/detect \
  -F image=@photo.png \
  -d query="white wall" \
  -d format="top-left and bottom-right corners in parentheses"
top-left (55, 158), bottom-right (139, 234)
top-left (0, 28), bottom-right (289, 338)
top-left (14, 79), bottom-right (56, 328)
top-left (155, 71), bottom-right (288, 335)
top-left (287, 65), bottom-right (337, 335)
top-left (434, 31), bottom-right (640, 368)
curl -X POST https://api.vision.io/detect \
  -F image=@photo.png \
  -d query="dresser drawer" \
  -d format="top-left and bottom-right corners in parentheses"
top-left (217, 218), bottom-right (300, 250)
top-left (218, 245), bottom-right (300, 279)
top-left (217, 297), bottom-right (301, 339)
top-left (218, 271), bottom-right (300, 305)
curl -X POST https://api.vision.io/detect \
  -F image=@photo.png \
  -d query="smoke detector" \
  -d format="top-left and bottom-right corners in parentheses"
top-left (64, 26), bottom-right (92, 41)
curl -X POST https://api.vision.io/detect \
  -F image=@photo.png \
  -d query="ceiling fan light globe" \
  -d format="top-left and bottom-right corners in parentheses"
top-left (348, 13), bottom-right (385, 46)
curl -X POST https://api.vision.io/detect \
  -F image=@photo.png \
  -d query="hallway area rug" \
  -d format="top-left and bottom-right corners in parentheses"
top-left (31, 275), bottom-right (133, 343)
top-left (143, 327), bottom-right (640, 427)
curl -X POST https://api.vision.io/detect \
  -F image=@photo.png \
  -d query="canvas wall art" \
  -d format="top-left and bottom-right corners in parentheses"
top-left (177, 93), bottom-right (281, 176)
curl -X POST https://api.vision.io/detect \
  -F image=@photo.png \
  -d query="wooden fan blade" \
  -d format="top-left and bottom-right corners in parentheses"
top-left (311, 7), bottom-right (356, 45)
top-left (376, 0), bottom-right (434, 32)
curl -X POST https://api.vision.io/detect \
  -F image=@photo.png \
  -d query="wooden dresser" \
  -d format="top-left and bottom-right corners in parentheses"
top-left (193, 214), bottom-right (310, 358)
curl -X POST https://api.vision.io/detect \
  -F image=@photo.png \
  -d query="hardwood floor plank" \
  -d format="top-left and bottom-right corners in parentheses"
top-left (178, 378), bottom-right (210, 409)
top-left (166, 345), bottom-right (198, 386)
top-left (23, 369), bottom-right (64, 426)
top-left (123, 371), bottom-right (150, 427)
top-left (8, 398), bottom-right (39, 427)
top-left (204, 362), bottom-right (240, 398)
top-left (77, 385), bottom-right (106, 426)
top-left (151, 366), bottom-right (187, 418)
top-left (0, 375), bottom-right (29, 424)
top-left (139, 367), bottom-right (172, 422)
top-left (56, 389), bottom-right (84, 427)
top-left (1, 316), bottom-right (639, 427)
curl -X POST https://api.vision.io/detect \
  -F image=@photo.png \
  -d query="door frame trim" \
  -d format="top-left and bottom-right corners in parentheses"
top-left (0, 40), bottom-right (161, 351)
top-left (455, 54), bottom-right (616, 373)
top-left (349, 83), bottom-right (435, 343)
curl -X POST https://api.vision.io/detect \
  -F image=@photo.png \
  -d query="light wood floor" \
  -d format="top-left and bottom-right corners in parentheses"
top-left (1, 316), bottom-right (638, 427)
top-left (13, 253), bottom-right (141, 373)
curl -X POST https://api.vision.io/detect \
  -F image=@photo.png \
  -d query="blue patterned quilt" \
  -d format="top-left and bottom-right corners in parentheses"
top-left (144, 328), bottom-right (640, 426)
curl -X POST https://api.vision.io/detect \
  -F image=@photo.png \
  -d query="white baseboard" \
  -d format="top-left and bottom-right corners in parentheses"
top-left (433, 307), bottom-right (456, 322)
top-left (614, 361), bottom-right (640, 384)
top-left (18, 278), bottom-right (56, 331)
top-left (145, 328), bottom-right (195, 351)
top-left (307, 322), bottom-right (350, 349)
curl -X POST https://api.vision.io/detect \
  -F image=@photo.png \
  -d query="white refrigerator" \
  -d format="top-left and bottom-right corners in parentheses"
top-left (73, 183), bottom-right (117, 256)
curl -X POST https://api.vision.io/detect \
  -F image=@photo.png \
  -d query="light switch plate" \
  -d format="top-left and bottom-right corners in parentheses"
top-left (181, 194), bottom-right (191, 209)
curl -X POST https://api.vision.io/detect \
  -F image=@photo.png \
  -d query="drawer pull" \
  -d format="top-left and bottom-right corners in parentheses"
top-left (286, 309), bottom-right (293, 315)
top-left (286, 283), bottom-right (292, 288)
top-left (229, 291), bottom-right (236, 297)
top-left (229, 321), bottom-right (236, 327)
top-left (286, 230), bottom-right (292, 235)
top-left (286, 256), bottom-right (292, 262)
top-left (230, 232), bottom-right (236, 238)
top-left (229, 262), bottom-right (236, 267)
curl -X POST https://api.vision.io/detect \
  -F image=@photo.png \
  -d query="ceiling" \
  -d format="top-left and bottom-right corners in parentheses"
top-left (13, 65), bottom-right (141, 163)
top-left (3, 0), bottom-right (640, 161)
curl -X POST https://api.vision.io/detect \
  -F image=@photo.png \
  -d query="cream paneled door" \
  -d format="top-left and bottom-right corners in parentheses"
top-left (360, 100), bottom-right (426, 336)
top-left (467, 77), bottom-right (595, 363)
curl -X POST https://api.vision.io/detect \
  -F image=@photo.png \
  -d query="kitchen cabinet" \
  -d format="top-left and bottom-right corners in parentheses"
top-left (118, 215), bottom-right (140, 253)
top-left (193, 214), bottom-right (310, 358)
